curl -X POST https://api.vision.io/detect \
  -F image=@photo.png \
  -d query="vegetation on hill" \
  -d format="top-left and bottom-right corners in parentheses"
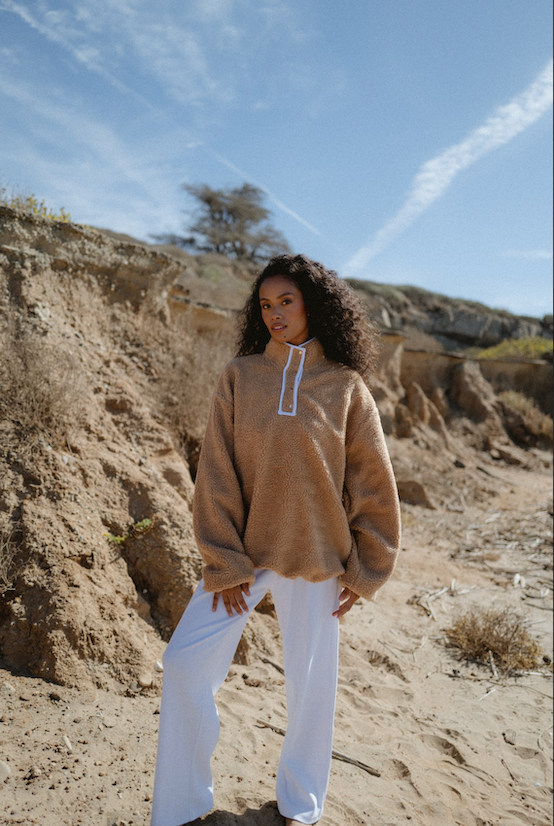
top-left (476, 337), bottom-right (553, 361)
top-left (0, 182), bottom-right (71, 223)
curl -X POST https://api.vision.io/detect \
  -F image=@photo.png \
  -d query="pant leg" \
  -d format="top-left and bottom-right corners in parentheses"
top-left (150, 572), bottom-right (271, 826)
top-left (271, 574), bottom-right (341, 825)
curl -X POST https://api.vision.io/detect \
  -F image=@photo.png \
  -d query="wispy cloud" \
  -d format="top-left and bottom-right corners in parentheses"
top-left (502, 248), bottom-right (553, 261)
top-left (344, 59), bottom-right (554, 276)
top-left (0, 0), bottom-right (154, 106)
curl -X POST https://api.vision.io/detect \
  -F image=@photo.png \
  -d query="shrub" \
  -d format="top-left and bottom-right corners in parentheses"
top-left (498, 390), bottom-right (553, 448)
top-left (0, 183), bottom-right (71, 223)
top-left (0, 317), bottom-right (85, 449)
top-left (476, 337), bottom-right (553, 361)
top-left (446, 606), bottom-right (544, 674)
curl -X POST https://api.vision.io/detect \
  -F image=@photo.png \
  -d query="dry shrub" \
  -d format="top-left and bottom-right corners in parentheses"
top-left (139, 310), bottom-right (236, 476)
top-left (498, 390), bottom-right (553, 449)
top-left (446, 606), bottom-right (544, 674)
top-left (0, 317), bottom-right (86, 449)
top-left (0, 523), bottom-right (19, 596)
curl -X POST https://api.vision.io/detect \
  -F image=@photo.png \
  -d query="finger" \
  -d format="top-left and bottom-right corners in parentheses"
top-left (333, 594), bottom-right (357, 618)
top-left (241, 583), bottom-right (251, 597)
top-left (236, 592), bottom-right (249, 613)
top-left (212, 593), bottom-right (220, 612)
top-left (222, 594), bottom-right (235, 617)
top-left (339, 587), bottom-right (352, 602)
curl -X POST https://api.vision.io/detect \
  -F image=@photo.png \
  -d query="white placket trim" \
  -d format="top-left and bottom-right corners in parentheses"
top-left (277, 340), bottom-right (314, 416)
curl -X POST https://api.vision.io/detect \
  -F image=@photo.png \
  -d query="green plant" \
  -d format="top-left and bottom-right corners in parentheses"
top-left (0, 182), bottom-right (71, 222)
top-left (104, 517), bottom-right (154, 546)
top-left (446, 606), bottom-right (545, 674)
top-left (476, 337), bottom-right (553, 360)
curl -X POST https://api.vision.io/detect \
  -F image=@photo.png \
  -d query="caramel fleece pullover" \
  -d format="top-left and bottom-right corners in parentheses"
top-left (193, 338), bottom-right (401, 601)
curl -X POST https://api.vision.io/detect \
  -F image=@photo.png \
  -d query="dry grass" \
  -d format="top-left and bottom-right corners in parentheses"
top-left (0, 523), bottom-right (19, 596)
top-left (446, 606), bottom-right (545, 674)
top-left (0, 317), bottom-right (86, 450)
top-left (498, 390), bottom-right (553, 448)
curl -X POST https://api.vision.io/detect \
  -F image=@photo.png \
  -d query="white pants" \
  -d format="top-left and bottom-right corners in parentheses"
top-left (150, 569), bottom-right (341, 826)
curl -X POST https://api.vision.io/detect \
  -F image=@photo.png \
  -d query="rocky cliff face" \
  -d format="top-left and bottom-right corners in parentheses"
top-left (0, 208), bottom-right (551, 689)
top-left (348, 278), bottom-right (551, 349)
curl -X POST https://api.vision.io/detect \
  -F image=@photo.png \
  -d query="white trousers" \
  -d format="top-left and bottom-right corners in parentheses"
top-left (150, 569), bottom-right (341, 826)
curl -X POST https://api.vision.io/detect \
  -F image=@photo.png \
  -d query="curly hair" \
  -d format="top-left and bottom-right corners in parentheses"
top-left (236, 254), bottom-right (379, 375)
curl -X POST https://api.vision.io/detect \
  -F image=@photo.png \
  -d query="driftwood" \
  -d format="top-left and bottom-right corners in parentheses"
top-left (256, 720), bottom-right (381, 778)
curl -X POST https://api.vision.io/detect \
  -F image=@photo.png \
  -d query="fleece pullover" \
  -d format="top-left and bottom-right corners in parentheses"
top-left (193, 338), bottom-right (401, 601)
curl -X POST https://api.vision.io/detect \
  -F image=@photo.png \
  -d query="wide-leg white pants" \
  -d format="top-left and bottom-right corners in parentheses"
top-left (150, 569), bottom-right (341, 826)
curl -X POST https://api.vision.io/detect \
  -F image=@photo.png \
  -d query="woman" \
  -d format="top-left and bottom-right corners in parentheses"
top-left (151, 254), bottom-right (401, 826)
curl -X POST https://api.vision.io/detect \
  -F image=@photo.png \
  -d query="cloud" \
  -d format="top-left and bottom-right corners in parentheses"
top-left (502, 248), bottom-right (553, 261)
top-left (344, 59), bottom-right (554, 276)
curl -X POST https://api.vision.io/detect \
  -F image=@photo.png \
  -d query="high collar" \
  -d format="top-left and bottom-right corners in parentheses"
top-left (264, 337), bottom-right (326, 371)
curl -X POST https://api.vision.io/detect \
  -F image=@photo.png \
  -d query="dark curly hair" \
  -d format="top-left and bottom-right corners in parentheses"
top-left (237, 254), bottom-right (379, 375)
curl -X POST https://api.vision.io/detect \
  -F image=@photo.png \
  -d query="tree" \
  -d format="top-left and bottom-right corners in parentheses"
top-left (155, 183), bottom-right (290, 263)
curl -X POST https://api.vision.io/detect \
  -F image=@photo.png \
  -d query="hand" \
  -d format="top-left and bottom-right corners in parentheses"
top-left (333, 587), bottom-right (359, 618)
top-left (212, 583), bottom-right (251, 617)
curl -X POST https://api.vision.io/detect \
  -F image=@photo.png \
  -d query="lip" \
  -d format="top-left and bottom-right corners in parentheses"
top-left (271, 324), bottom-right (286, 332)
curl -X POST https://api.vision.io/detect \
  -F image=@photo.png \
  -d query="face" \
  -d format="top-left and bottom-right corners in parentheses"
top-left (259, 275), bottom-right (310, 346)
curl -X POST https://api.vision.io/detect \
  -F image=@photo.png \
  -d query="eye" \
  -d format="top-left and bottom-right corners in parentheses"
top-left (260, 302), bottom-right (270, 310)
top-left (282, 298), bottom-right (292, 305)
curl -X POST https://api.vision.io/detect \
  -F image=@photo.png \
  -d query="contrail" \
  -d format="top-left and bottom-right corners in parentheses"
top-left (210, 150), bottom-right (322, 237)
top-left (344, 59), bottom-right (553, 276)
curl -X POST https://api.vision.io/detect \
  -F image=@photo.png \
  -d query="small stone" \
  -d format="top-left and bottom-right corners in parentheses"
top-left (138, 672), bottom-right (153, 689)
top-left (504, 730), bottom-right (517, 745)
top-left (49, 691), bottom-right (62, 701)
top-left (63, 735), bottom-right (73, 752)
top-left (154, 660), bottom-right (164, 673)
top-left (0, 761), bottom-right (12, 782)
top-left (1, 682), bottom-right (15, 694)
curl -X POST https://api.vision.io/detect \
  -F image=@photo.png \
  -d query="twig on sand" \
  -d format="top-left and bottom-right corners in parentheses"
top-left (488, 650), bottom-right (499, 679)
top-left (478, 687), bottom-right (497, 701)
top-left (537, 723), bottom-right (553, 752)
top-left (261, 657), bottom-right (285, 675)
top-left (256, 720), bottom-right (381, 778)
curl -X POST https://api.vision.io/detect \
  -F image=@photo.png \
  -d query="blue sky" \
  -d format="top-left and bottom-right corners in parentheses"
top-left (0, 0), bottom-right (552, 318)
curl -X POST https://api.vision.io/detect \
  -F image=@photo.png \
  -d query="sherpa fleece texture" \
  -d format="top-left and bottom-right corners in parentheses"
top-left (193, 338), bottom-right (401, 600)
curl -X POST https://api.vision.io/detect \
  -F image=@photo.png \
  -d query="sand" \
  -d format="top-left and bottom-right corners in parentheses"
top-left (1, 463), bottom-right (552, 826)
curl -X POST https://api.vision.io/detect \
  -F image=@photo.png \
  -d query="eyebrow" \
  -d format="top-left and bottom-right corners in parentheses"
top-left (259, 292), bottom-right (295, 301)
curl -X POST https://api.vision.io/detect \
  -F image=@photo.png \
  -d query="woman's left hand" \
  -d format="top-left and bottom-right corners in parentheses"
top-left (333, 587), bottom-right (359, 618)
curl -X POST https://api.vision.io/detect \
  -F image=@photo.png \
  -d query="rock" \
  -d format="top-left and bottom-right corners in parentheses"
top-left (0, 760), bottom-right (12, 782)
top-left (396, 479), bottom-right (436, 510)
top-left (450, 362), bottom-right (500, 424)
top-left (63, 735), bottom-right (73, 752)
top-left (154, 660), bottom-right (164, 673)
top-left (407, 382), bottom-right (431, 425)
top-left (137, 671), bottom-right (153, 689)
top-left (395, 403), bottom-right (414, 438)
top-left (0, 682), bottom-right (15, 695)
top-left (503, 730), bottom-right (517, 746)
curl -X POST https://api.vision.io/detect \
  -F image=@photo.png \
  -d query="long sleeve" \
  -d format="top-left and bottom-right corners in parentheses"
top-left (340, 385), bottom-right (401, 600)
top-left (192, 369), bottom-right (256, 592)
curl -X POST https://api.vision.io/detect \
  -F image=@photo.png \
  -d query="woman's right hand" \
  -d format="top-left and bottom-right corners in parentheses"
top-left (212, 583), bottom-right (251, 617)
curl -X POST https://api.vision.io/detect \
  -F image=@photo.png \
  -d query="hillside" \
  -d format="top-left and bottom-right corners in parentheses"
top-left (0, 208), bottom-right (552, 826)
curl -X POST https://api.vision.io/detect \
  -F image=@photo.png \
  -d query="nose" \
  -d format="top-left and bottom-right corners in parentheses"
top-left (271, 307), bottom-right (282, 320)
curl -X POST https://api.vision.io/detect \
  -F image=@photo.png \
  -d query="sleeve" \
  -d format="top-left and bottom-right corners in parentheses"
top-left (340, 382), bottom-right (401, 601)
top-left (192, 366), bottom-right (256, 592)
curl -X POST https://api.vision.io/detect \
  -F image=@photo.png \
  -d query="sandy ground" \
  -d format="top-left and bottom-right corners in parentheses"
top-left (1, 463), bottom-right (552, 826)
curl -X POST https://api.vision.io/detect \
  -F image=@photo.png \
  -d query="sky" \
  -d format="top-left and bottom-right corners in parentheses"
top-left (0, 1), bottom-right (552, 319)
